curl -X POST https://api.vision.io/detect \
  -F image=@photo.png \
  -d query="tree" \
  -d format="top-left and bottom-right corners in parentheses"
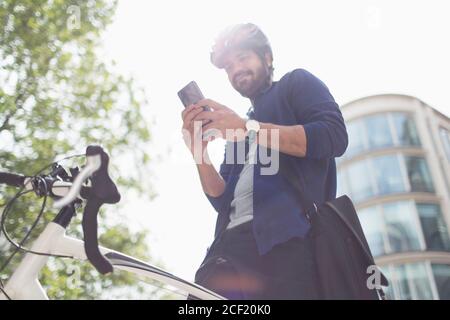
top-left (0, 0), bottom-right (169, 299)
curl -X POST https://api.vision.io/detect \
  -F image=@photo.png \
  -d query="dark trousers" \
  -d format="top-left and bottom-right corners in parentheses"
top-left (193, 221), bottom-right (321, 300)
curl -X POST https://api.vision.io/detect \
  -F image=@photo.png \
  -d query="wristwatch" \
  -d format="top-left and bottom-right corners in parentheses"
top-left (245, 119), bottom-right (260, 143)
top-left (245, 119), bottom-right (260, 134)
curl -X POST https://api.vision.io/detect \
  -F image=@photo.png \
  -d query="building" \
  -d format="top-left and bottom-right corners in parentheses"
top-left (338, 94), bottom-right (450, 300)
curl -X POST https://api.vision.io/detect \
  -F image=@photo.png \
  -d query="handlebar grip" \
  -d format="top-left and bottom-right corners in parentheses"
top-left (82, 198), bottom-right (113, 274)
top-left (0, 172), bottom-right (26, 187)
top-left (82, 145), bottom-right (121, 274)
top-left (86, 145), bottom-right (121, 204)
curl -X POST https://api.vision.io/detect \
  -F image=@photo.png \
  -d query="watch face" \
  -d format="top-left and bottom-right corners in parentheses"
top-left (246, 119), bottom-right (260, 132)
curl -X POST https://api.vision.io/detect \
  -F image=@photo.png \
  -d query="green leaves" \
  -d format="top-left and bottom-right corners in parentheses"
top-left (0, 0), bottom-right (165, 299)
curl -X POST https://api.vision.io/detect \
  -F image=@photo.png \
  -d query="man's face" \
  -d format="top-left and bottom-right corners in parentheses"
top-left (222, 48), bottom-right (271, 98)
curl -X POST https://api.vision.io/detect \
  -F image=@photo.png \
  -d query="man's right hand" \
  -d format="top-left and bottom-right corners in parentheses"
top-left (181, 104), bottom-right (214, 161)
top-left (181, 104), bottom-right (226, 197)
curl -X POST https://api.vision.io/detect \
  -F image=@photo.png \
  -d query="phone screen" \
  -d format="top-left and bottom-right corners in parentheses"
top-left (177, 81), bottom-right (205, 108)
top-left (178, 81), bottom-right (213, 138)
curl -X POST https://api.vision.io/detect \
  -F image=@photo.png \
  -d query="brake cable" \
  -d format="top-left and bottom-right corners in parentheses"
top-left (0, 154), bottom-right (84, 279)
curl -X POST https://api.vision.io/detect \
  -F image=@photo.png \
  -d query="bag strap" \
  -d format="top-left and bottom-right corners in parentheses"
top-left (277, 76), bottom-right (320, 219)
top-left (248, 102), bottom-right (317, 219)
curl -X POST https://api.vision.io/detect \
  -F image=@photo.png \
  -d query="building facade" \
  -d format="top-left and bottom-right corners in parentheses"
top-left (338, 94), bottom-right (450, 300)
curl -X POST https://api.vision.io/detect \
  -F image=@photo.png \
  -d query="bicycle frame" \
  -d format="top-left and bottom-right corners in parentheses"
top-left (0, 216), bottom-right (225, 300)
top-left (0, 147), bottom-right (226, 300)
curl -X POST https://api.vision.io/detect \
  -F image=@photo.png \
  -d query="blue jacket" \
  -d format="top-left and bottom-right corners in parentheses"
top-left (205, 69), bottom-right (348, 255)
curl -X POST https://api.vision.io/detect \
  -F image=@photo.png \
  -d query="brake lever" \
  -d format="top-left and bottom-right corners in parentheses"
top-left (53, 154), bottom-right (101, 208)
top-left (81, 145), bottom-right (121, 274)
top-left (52, 145), bottom-right (120, 274)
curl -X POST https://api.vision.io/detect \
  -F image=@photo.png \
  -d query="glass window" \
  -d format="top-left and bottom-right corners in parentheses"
top-left (394, 264), bottom-right (413, 300)
top-left (405, 157), bottom-right (434, 192)
top-left (383, 201), bottom-right (422, 253)
top-left (391, 263), bottom-right (434, 300)
top-left (358, 201), bottom-right (449, 259)
top-left (373, 155), bottom-right (406, 195)
top-left (365, 114), bottom-right (393, 149)
top-left (344, 112), bottom-right (422, 160)
top-left (337, 170), bottom-right (349, 197)
top-left (432, 264), bottom-right (450, 300)
top-left (417, 204), bottom-right (450, 252)
top-left (346, 120), bottom-right (366, 158)
top-left (440, 128), bottom-right (450, 162)
top-left (347, 160), bottom-right (374, 202)
top-left (405, 263), bottom-right (435, 300)
top-left (392, 113), bottom-right (421, 146)
top-left (379, 266), bottom-right (395, 300)
top-left (359, 206), bottom-right (386, 257)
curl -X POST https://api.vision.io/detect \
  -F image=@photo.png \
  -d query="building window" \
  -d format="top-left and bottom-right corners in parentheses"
top-left (405, 157), bottom-right (435, 193)
top-left (359, 202), bottom-right (450, 257)
top-left (382, 262), bottom-right (450, 300)
top-left (336, 171), bottom-right (349, 197)
top-left (358, 206), bottom-right (386, 256)
top-left (380, 267), bottom-right (396, 299)
top-left (383, 201), bottom-right (422, 253)
top-left (432, 264), bottom-right (450, 299)
top-left (417, 204), bottom-right (450, 252)
top-left (392, 112), bottom-right (421, 147)
top-left (373, 154), bottom-right (405, 195)
top-left (343, 112), bottom-right (421, 160)
top-left (365, 113), bottom-right (393, 149)
top-left (439, 127), bottom-right (450, 162)
top-left (346, 119), bottom-right (366, 158)
top-left (388, 263), bottom-right (435, 300)
top-left (339, 154), bottom-right (435, 203)
top-left (346, 160), bottom-right (374, 202)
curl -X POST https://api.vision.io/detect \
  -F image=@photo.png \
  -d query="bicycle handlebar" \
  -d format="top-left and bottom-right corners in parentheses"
top-left (79, 145), bottom-right (121, 274)
top-left (53, 153), bottom-right (101, 208)
top-left (1, 145), bottom-right (121, 275)
top-left (0, 172), bottom-right (27, 188)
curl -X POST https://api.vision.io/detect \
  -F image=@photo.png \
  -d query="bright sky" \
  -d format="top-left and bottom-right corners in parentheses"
top-left (101, 0), bottom-right (450, 283)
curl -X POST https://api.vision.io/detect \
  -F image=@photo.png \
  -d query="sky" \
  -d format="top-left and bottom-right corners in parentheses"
top-left (100, 0), bottom-right (450, 284)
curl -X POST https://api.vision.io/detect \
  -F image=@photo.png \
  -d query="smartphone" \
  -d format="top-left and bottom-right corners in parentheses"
top-left (177, 81), bottom-right (211, 111)
top-left (178, 81), bottom-right (203, 107)
top-left (178, 81), bottom-right (215, 139)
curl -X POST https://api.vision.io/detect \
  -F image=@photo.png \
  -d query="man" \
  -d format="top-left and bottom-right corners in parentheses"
top-left (181, 23), bottom-right (348, 299)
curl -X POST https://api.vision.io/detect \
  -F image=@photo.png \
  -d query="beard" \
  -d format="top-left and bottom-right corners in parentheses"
top-left (231, 64), bottom-right (271, 99)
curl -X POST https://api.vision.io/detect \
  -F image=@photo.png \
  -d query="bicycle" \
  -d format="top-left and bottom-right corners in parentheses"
top-left (0, 145), bottom-right (225, 300)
